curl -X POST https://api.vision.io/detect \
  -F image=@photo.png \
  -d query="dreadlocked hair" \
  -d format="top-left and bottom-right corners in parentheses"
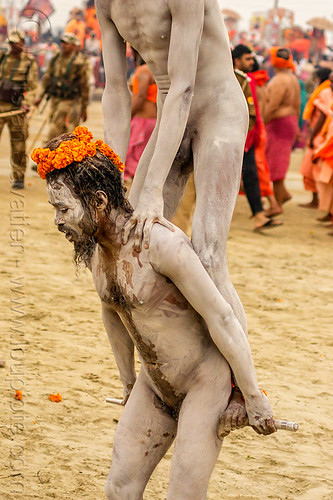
top-left (45, 133), bottom-right (133, 215)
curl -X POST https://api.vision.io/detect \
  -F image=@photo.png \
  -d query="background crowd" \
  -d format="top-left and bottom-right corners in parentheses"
top-left (0, 0), bottom-right (333, 235)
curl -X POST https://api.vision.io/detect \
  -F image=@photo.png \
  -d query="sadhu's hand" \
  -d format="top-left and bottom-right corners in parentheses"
top-left (122, 189), bottom-right (174, 252)
top-left (218, 387), bottom-right (248, 439)
top-left (245, 391), bottom-right (276, 436)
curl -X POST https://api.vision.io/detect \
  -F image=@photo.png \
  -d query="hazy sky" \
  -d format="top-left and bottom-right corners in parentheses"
top-left (25, 0), bottom-right (333, 32)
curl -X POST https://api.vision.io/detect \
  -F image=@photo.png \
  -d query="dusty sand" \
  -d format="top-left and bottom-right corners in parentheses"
top-left (1, 101), bottom-right (333, 499)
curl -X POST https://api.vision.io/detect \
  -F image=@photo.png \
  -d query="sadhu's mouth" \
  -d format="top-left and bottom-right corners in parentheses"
top-left (58, 226), bottom-right (77, 242)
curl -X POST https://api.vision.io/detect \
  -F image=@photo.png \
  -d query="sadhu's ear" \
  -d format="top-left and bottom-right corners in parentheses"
top-left (93, 190), bottom-right (108, 212)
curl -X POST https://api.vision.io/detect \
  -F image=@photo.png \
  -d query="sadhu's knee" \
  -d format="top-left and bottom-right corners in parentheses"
top-left (105, 472), bottom-right (143, 500)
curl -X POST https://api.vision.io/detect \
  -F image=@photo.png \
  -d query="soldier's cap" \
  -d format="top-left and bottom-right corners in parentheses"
top-left (61, 32), bottom-right (80, 46)
top-left (7, 28), bottom-right (25, 44)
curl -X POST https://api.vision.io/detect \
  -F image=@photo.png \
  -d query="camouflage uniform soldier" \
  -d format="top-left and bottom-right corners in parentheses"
top-left (69, 37), bottom-right (93, 127)
top-left (0, 29), bottom-right (38, 189)
top-left (35, 33), bottom-right (90, 141)
top-left (234, 69), bottom-right (256, 131)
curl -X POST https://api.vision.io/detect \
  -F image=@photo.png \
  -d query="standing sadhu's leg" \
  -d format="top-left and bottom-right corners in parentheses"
top-left (190, 114), bottom-right (247, 333)
top-left (8, 112), bottom-right (28, 184)
top-left (167, 352), bottom-right (231, 499)
top-left (105, 370), bottom-right (177, 500)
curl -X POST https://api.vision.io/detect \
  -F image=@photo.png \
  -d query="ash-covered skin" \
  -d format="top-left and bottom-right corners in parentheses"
top-left (47, 177), bottom-right (186, 415)
top-left (47, 159), bottom-right (276, 499)
top-left (47, 179), bottom-right (98, 267)
top-left (47, 179), bottom-right (275, 425)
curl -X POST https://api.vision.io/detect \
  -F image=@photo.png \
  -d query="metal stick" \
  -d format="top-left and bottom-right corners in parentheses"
top-left (273, 419), bottom-right (299, 432)
top-left (106, 397), bottom-right (123, 405)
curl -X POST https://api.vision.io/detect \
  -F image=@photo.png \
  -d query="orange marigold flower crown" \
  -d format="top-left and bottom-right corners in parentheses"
top-left (31, 126), bottom-right (125, 180)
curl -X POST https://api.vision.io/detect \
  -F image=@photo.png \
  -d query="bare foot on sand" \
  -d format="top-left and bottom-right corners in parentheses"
top-left (264, 207), bottom-right (283, 218)
top-left (254, 219), bottom-right (283, 232)
top-left (298, 200), bottom-right (319, 209)
top-left (317, 213), bottom-right (332, 222)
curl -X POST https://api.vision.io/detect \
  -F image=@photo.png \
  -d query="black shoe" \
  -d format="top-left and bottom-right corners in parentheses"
top-left (12, 180), bottom-right (25, 190)
top-left (31, 164), bottom-right (38, 172)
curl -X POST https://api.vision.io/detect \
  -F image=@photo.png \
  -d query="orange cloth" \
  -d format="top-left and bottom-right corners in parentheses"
top-left (290, 38), bottom-right (311, 59)
top-left (303, 80), bottom-right (331, 121)
top-left (132, 68), bottom-right (157, 103)
top-left (65, 19), bottom-right (86, 49)
top-left (300, 86), bottom-right (333, 192)
top-left (270, 46), bottom-right (295, 71)
top-left (251, 69), bottom-right (269, 87)
top-left (312, 101), bottom-right (333, 212)
top-left (251, 70), bottom-right (273, 197)
top-left (313, 109), bottom-right (333, 213)
top-left (255, 126), bottom-right (274, 197)
top-left (314, 133), bottom-right (333, 169)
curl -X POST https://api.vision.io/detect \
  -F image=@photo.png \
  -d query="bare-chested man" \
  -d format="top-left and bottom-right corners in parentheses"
top-left (96, 0), bottom-right (249, 335)
top-left (264, 47), bottom-right (301, 207)
top-left (34, 130), bottom-right (275, 499)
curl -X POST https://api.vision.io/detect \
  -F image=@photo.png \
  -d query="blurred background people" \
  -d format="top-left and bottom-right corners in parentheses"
top-left (124, 50), bottom-right (157, 192)
top-left (34, 32), bottom-right (90, 142)
top-left (233, 44), bottom-right (282, 230)
top-left (299, 67), bottom-right (333, 208)
top-left (0, 29), bottom-right (37, 189)
top-left (264, 47), bottom-right (301, 207)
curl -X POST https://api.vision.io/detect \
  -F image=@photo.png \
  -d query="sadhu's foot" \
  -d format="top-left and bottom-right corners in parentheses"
top-left (218, 388), bottom-right (248, 439)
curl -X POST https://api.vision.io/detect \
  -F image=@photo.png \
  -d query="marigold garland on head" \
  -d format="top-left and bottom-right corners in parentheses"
top-left (31, 126), bottom-right (125, 179)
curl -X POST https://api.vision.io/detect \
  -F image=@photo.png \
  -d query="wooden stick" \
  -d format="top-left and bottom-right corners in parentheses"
top-left (105, 398), bottom-right (299, 432)
top-left (0, 109), bottom-right (26, 119)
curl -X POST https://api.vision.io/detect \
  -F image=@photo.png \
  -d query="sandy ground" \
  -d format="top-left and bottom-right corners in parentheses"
top-left (1, 100), bottom-right (333, 500)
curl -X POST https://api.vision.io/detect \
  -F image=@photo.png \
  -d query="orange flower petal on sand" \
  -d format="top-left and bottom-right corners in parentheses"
top-left (14, 390), bottom-right (22, 400)
top-left (48, 393), bottom-right (62, 403)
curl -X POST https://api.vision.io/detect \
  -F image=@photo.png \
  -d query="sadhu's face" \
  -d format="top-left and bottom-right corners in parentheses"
top-left (47, 178), bottom-right (94, 243)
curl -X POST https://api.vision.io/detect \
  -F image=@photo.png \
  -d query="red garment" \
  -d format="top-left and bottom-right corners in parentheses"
top-left (251, 69), bottom-right (269, 87)
top-left (254, 127), bottom-right (274, 197)
top-left (245, 74), bottom-right (262, 152)
top-left (250, 70), bottom-right (274, 197)
top-left (265, 115), bottom-right (299, 181)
